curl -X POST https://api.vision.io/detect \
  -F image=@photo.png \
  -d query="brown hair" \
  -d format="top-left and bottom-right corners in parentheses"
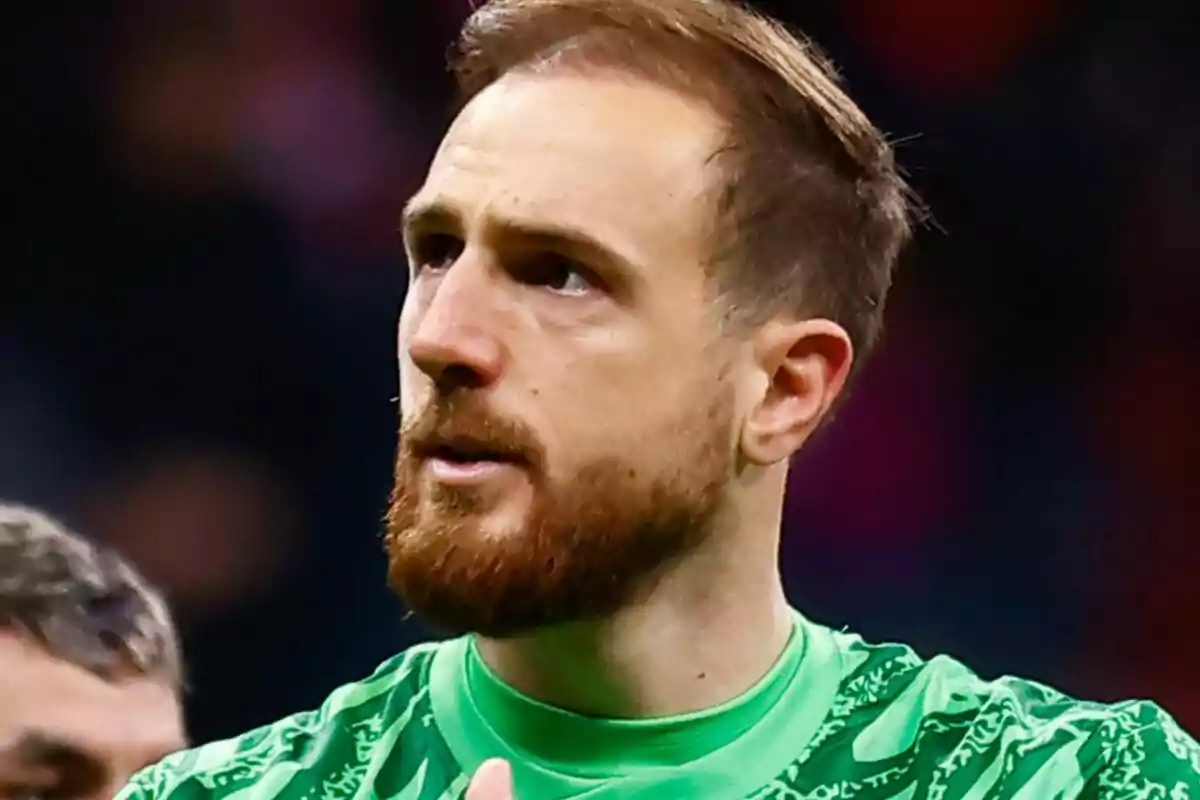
top-left (0, 504), bottom-right (182, 685)
top-left (449, 0), bottom-right (916, 362)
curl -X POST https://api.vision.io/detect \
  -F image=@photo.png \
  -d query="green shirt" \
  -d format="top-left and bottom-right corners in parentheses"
top-left (118, 613), bottom-right (1200, 799)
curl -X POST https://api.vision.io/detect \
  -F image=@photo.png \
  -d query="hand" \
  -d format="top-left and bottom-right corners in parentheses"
top-left (466, 758), bottom-right (514, 800)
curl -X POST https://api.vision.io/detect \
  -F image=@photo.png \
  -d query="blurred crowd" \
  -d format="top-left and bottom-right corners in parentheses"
top-left (6, 0), bottom-right (1198, 743)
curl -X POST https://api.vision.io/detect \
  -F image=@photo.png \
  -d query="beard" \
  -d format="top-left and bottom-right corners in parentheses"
top-left (384, 383), bottom-right (735, 639)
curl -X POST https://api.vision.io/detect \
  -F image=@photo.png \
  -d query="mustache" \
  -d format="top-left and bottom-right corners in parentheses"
top-left (399, 394), bottom-right (543, 469)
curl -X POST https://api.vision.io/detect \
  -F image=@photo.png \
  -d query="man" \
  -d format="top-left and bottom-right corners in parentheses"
top-left (0, 504), bottom-right (187, 800)
top-left (118, 0), bottom-right (1200, 798)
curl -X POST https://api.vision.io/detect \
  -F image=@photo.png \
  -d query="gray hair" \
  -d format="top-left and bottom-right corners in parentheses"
top-left (0, 503), bottom-right (181, 684)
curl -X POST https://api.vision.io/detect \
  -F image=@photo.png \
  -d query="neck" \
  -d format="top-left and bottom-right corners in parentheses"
top-left (475, 479), bottom-right (791, 718)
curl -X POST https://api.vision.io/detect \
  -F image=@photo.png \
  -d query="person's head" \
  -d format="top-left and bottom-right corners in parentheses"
top-left (0, 505), bottom-right (186, 800)
top-left (387, 0), bottom-right (914, 637)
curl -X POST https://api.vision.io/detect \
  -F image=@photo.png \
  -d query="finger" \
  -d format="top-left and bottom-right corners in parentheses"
top-left (466, 758), bottom-right (514, 800)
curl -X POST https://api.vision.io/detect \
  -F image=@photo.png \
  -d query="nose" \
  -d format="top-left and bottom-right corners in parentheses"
top-left (406, 261), bottom-right (505, 391)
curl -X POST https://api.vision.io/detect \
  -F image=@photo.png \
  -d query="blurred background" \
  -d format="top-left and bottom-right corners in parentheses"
top-left (5, 0), bottom-right (1198, 743)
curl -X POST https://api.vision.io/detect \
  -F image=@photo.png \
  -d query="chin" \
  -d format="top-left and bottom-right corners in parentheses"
top-left (420, 500), bottom-right (531, 542)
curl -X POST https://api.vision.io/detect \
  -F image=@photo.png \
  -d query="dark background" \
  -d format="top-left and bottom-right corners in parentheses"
top-left (5, 0), bottom-right (1198, 744)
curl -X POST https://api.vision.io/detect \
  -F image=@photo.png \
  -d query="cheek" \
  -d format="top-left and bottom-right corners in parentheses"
top-left (539, 357), bottom-right (701, 459)
top-left (395, 312), bottom-right (427, 415)
top-left (397, 361), bottom-right (425, 412)
top-left (395, 291), bottom-right (425, 358)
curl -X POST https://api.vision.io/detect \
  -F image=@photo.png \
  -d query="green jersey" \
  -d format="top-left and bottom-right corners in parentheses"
top-left (118, 613), bottom-right (1200, 799)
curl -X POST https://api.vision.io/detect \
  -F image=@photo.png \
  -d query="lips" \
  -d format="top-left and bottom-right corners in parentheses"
top-left (412, 437), bottom-right (525, 466)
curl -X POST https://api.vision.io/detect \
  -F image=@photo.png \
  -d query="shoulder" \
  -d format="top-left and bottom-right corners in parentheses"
top-left (818, 628), bottom-right (1200, 796)
top-left (118, 641), bottom-right (448, 800)
top-left (1078, 697), bottom-right (1200, 797)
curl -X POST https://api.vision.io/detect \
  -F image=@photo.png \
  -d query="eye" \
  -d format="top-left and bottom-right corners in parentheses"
top-left (0, 773), bottom-right (59, 800)
top-left (1, 784), bottom-right (54, 800)
top-left (517, 253), bottom-right (599, 297)
top-left (409, 233), bottom-right (463, 273)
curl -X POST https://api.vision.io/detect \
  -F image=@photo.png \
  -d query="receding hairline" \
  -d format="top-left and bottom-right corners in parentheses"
top-left (447, 0), bottom-right (896, 173)
top-left (444, 0), bottom-right (918, 361)
top-left (407, 64), bottom-right (732, 281)
top-left (445, 1), bottom-right (913, 255)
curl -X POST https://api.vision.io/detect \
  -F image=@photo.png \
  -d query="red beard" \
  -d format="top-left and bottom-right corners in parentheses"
top-left (384, 389), bottom-right (733, 638)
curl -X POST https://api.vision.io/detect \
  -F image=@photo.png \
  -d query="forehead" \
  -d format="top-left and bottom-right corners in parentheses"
top-left (416, 71), bottom-right (726, 273)
top-left (0, 632), bottom-right (184, 761)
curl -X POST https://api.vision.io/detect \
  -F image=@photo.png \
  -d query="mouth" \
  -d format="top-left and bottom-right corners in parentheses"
top-left (420, 441), bottom-right (523, 484)
top-left (411, 438), bottom-right (528, 485)
top-left (415, 438), bottom-right (525, 466)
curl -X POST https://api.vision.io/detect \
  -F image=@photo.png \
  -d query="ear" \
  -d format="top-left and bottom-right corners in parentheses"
top-left (740, 318), bottom-right (854, 466)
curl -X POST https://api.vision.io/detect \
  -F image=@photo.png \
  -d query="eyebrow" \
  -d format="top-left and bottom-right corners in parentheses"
top-left (6, 733), bottom-right (96, 764)
top-left (400, 198), bottom-right (458, 240)
top-left (1, 732), bottom-right (106, 790)
top-left (401, 197), bottom-right (644, 287)
top-left (5, 732), bottom-right (84, 759)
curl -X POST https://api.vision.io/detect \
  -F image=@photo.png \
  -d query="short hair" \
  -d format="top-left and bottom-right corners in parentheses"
top-left (0, 503), bottom-right (182, 684)
top-left (451, 0), bottom-right (916, 363)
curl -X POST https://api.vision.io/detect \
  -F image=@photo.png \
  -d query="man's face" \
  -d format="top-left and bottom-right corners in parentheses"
top-left (0, 631), bottom-right (185, 800)
top-left (387, 71), bottom-right (740, 637)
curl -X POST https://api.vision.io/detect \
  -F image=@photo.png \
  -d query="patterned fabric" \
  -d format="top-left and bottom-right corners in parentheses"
top-left (118, 622), bottom-right (1200, 799)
